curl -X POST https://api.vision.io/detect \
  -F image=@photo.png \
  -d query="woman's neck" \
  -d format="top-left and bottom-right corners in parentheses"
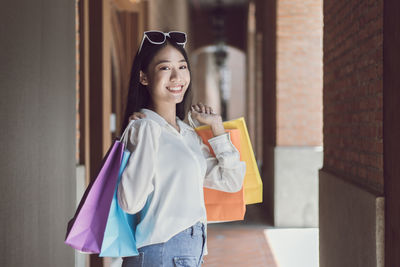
top-left (149, 103), bottom-right (178, 127)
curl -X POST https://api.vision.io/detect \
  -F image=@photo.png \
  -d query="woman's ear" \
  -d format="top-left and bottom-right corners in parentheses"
top-left (140, 70), bottom-right (149, 86)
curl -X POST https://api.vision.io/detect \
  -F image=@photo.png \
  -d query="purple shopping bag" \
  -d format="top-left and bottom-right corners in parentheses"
top-left (64, 140), bottom-right (125, 253)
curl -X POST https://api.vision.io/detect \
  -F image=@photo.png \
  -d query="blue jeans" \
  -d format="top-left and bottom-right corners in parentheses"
top-left (122, 222), bottom-right (206, 267)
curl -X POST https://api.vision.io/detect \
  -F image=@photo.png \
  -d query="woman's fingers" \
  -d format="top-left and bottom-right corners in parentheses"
top-left (129, 112), bottom-right (146, 121)
top-left (200, 103), bottom-right (206, 113)
top-left (195, 102), bottom-right (205, 113)
top-left (191, 104), bottom-right (201, 113)
top-left (192, 103), bottom-right (214, 114)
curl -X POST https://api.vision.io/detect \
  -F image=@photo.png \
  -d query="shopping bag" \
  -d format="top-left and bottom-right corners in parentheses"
top-left (194, 116), bottom-right (263, 205)
top-left (99, 149), bottom-right (139, 257)
top-left (196, 128), bottom-right (246, 222)
top-left (64, 141), bottom-right (124, 253)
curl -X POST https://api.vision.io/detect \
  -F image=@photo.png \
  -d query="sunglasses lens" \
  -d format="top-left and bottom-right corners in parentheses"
top-left (169, 32), bottom-right (186, 44)
top-left (145, 31), bottom-right (165, 43)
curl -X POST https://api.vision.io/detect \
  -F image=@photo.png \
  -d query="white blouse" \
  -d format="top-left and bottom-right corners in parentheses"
top-left (117, 108), bottom-right (246, 254)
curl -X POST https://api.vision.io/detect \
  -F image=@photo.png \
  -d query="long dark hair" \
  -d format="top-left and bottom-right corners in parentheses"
top-left (120, 37), bottom-right (193, 134)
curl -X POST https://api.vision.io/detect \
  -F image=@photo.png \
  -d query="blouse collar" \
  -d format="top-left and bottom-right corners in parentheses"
top-left (140, 108), bottom-right (193, 134)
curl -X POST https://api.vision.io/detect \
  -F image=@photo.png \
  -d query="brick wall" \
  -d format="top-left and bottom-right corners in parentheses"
top-left (323, 0), bottom-right (383, 193)
top-left (276, 0), bottom-right (323, 146)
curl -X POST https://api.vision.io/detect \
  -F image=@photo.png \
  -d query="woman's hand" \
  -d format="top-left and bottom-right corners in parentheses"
top-left (191, 103), bottom-right (225, 136)
top-left (129, 112), bottom-right (146, 121)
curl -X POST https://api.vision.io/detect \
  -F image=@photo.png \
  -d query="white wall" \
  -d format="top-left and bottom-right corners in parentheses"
top-left (0, 1), bottom-right (76, 266)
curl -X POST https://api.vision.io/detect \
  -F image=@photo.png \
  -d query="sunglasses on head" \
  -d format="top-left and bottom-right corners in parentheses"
top-left (138, 31), bottom-right (187, 53)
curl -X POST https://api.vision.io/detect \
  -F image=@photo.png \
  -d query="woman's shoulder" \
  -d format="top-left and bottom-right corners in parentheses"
top-left (124, 119), bottom-right (162, 145)
top-left (131, 117), bottom-right (160, 128)
top-left (130, 118), bottom-right (162, 135)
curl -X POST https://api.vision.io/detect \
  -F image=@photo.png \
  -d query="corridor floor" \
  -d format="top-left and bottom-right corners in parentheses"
top-left (107, 224), bottom-right (318, 267)
top-left (203, 223), bottom-right (319, 267)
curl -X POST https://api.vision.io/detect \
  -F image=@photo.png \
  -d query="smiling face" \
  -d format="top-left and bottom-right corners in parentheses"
top-left (140, 44), bottom-right (191, 108)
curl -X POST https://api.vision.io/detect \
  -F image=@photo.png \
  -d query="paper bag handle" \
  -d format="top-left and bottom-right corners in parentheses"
top-left (188, 111), bottom-right (200, 128)
top-left (119, 120), bottom-right (135, 147)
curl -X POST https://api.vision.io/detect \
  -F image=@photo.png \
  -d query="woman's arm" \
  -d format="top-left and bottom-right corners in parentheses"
top-left (200, 133), bottom-right (246, 192)
top-left (117, 120), bottom-right (161, 214)
top-left (191, 103), bottom-right (246, 192)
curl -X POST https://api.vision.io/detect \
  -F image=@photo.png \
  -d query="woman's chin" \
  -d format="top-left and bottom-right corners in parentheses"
top-left (171, 93), bottom-right (185, 103)
top-left (174, 97), bottom-right (184, 104)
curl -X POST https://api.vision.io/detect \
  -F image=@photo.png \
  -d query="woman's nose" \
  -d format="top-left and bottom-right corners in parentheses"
top-left (170, 68), bottom-right (182, 82)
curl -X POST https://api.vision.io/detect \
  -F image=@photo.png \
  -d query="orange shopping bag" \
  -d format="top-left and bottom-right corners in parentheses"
top-left (195, 128), bottom-right (246, 222)
top-left (194, 117), bottom-right (263, 205)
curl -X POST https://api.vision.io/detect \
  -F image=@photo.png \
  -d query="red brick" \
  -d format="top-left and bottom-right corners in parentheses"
top-left (324, 0), bottom-right (384, 192)
top-left (276, 0), bottom-right (323, 146)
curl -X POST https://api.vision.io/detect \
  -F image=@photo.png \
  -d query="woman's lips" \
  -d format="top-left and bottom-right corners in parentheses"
top-left (166, 85), bottom-right (184, 93)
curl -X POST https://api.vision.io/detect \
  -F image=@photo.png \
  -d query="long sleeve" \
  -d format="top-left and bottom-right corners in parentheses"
top-left (117, 120), bottom-right (161, 214)
top-left (201, 132), bottom-right (246, 193)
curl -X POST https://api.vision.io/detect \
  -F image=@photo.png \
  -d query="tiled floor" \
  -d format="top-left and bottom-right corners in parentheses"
top-left (107, 209), bottom-right (319, 267)
top-left (203, 224), bottom-right (278, 267)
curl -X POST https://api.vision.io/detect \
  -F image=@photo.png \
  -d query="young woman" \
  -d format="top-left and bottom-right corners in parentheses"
top-left (118, 31), bottom-right (246, 267)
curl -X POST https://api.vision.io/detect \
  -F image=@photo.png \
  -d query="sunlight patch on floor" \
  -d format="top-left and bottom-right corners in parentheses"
top-left (263, 228), bottom-right (319, 267)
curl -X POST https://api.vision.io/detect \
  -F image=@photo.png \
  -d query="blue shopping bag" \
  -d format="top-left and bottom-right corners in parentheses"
top-left (100, 149), bottom-right (139, 257)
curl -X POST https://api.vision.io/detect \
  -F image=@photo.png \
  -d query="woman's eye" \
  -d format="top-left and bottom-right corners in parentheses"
top-left (160, 66), bottom-right (170, 70)
top-left (180, 65), bottom-right (187, 69)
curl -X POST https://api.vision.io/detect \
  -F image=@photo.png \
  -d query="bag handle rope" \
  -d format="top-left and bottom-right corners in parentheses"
top-left (187, 111), bottom-right (200, 129)
top-left (119, 120), bottom-right (136, 147)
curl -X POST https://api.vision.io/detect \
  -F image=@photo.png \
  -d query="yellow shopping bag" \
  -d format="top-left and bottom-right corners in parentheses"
top-left (195, 117), bottom-right (263, 204)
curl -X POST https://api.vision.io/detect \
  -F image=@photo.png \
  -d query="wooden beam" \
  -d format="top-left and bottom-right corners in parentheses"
top-left (383, 0), bottom-right (400, 265)
top-left (113, 0), bottom-right (143, 12)
top-left (87, 0), bottom-right (112, 265)
top-left (103, 0), bottom-right (112, 154)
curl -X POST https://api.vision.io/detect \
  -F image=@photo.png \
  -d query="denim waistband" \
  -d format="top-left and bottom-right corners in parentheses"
top-left (183, 221), bottom-right (205, 237)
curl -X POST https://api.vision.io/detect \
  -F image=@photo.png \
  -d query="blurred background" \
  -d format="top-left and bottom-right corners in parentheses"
top-left (1, 0), bottom-right (398, 266)
top-left (73, 1), bottom-right (322, 265)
